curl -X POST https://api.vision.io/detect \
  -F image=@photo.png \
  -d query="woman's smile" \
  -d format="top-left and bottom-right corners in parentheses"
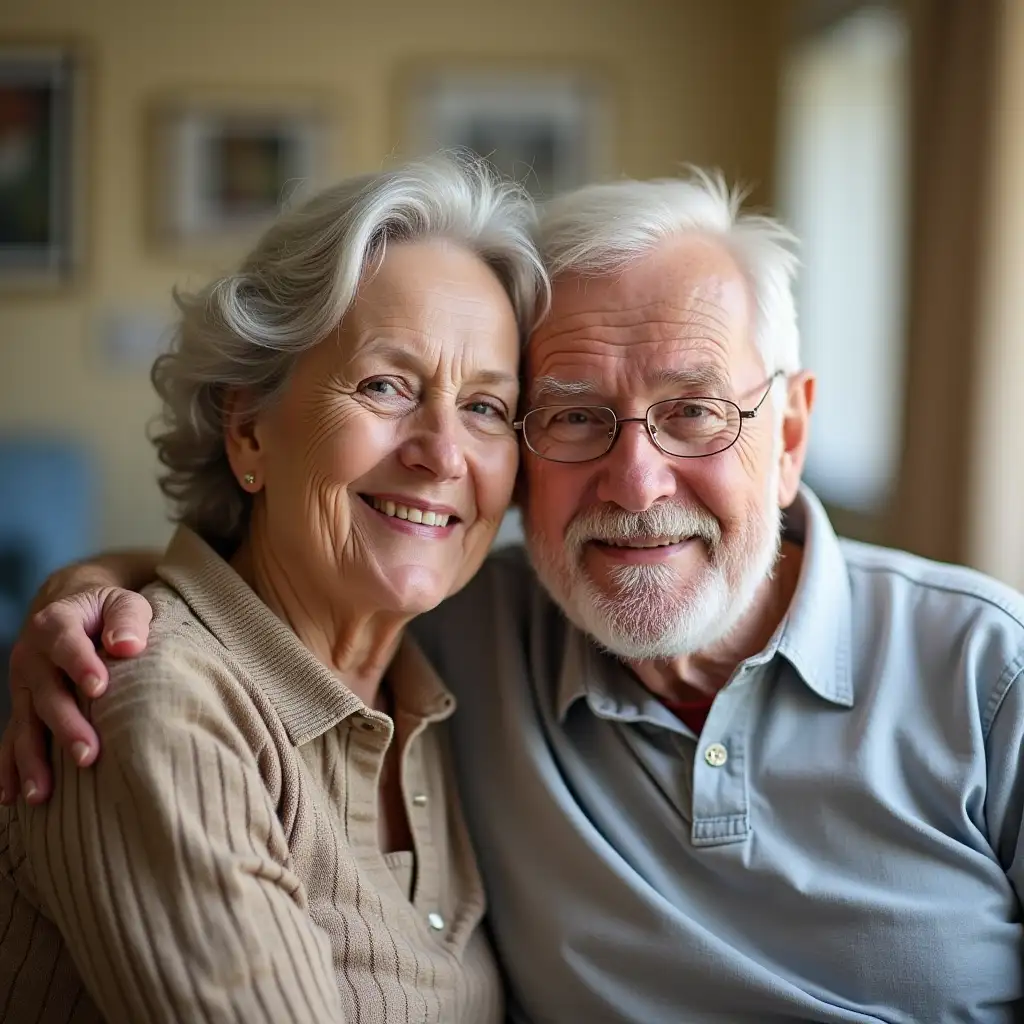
top-left (359, 493), bottom-right (461, 537)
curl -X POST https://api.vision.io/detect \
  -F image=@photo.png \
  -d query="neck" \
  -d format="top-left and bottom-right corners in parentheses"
top-left (231, 526), bottom-right (409, 709)
top-left (631, 538), bottom-right (804, 703)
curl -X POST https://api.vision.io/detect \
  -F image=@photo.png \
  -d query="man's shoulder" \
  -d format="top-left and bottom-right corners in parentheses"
top-left (419, 545), bottom-right (538, 625)
top-left (841, 538), bottom-right (1024, 635)
top-left (411, 544), bottom-right (553, 671)
top-left (840, 539), bottom-right (1024, 709)
top-left (477, 542), bottom-right (537, 587)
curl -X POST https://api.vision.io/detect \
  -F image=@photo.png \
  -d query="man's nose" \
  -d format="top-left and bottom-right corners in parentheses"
top-left (594, 419), bottom-right (678, 512)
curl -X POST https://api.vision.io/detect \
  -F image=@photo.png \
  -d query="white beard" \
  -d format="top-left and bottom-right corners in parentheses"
top-left (526, 465), bottom-right (783, 661)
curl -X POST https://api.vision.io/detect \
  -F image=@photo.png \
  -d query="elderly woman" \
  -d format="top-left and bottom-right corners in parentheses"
top-left (0, 155), bottom-right (546, 1023)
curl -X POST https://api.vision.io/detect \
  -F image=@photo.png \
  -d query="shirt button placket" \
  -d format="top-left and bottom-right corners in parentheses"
top-left (704, 742), bottom-right (729, 768)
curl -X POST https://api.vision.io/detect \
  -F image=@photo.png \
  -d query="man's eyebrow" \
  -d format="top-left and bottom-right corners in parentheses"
top-left (528, 365), bottom-right (732, 405)
top-left (529, 376), bottom-right (602, 405)
top-left (650, 365), bottom-right (732, 394)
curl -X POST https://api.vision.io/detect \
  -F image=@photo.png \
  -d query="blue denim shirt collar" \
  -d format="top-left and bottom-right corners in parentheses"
top-left (556, 485), bottom-right (855, 722)
top-left (767, 486), bottom-right (854, 707)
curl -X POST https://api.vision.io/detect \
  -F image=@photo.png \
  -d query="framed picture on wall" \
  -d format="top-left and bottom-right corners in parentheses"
top-left (147, 92), bottom-right (329, 250)
top-left (398, 65), bottom-right (612, 200)
top-left (0, 46), bottom-right (83, 288)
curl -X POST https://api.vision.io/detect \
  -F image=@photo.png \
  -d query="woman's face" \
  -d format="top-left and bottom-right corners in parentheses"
top-left (235, 240), bottom-right (522, 617)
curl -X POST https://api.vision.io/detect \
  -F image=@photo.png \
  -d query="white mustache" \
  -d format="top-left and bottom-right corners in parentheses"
top-left (566, 503), bottom-right (722, 549)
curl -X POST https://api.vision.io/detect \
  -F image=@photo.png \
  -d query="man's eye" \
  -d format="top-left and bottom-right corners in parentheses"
top-left (555, 410), bottom-right (596, 425)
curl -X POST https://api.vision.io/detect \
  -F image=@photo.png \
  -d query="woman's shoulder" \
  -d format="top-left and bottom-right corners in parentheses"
top-left (96, 579), bottom-right (282, 752)
top-left (124, 577), bottom-right (229, 684)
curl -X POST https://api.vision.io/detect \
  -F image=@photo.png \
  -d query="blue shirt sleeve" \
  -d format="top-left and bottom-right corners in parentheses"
top-left (985, 657), bottom-right (1024, 905)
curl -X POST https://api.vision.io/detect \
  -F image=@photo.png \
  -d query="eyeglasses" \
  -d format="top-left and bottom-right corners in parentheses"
top-left (513, 370), bottom-right (784, 464)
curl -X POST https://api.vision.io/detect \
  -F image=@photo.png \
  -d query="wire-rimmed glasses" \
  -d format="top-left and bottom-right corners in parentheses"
top-left (514, 371), bottom-right (784, 464)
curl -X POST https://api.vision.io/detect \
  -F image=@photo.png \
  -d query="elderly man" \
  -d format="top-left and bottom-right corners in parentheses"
top-left (5, 171), bottom-right (1024, 1023)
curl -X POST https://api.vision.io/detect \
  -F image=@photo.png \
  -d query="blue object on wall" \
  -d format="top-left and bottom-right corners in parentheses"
top-left (0, 436), bottom-right (95, 646)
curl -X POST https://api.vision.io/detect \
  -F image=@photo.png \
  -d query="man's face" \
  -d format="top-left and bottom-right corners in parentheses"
top-left (521, 235), bottom-right (809, 660)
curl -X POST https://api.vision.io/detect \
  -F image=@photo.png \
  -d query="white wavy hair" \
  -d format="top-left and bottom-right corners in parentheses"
top-left (152, 153), bottom-right (549, 548)
top-left (535, 169), bottom-right (801, 375)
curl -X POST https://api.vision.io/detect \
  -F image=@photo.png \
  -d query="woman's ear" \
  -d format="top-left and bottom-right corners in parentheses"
top-left (224, 389), bottom-right (264, 493)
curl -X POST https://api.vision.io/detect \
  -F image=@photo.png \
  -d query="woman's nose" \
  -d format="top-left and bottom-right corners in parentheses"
top-left (398, 404), bottom-right (468, 481)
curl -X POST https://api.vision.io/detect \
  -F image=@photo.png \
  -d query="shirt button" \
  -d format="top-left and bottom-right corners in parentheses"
top-left (427, 911), bottom-right (445, 931)
top-left (704, 742), bottom-right (729, 768)
top-left (411, 793), bottom-right (428, 807)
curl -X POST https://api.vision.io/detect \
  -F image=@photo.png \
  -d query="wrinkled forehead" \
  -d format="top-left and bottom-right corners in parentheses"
top-left (525, 236), bottom-right (759, 398)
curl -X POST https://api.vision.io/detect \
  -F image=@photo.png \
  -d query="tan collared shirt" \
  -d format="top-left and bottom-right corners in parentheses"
top-left (0, 526), bottom-right (502, 1023)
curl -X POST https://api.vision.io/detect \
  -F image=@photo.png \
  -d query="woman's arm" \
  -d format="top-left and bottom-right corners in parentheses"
top-left (2, 549), bottom-right (159, 803)
top-left (17, 642), bottom-right (344, 1023)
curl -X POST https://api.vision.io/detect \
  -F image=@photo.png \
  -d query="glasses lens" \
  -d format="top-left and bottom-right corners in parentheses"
top-left (650, 398), bottom-right (740, 457)
top-left (524, 406), bottom-right (617, 462)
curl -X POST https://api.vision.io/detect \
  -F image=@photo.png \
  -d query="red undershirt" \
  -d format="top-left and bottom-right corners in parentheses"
top-left (658, 694), bottom-right (716, 735)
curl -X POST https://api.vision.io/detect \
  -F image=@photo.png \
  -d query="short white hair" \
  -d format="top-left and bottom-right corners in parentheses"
top-left (152, 152), bottom-right (549, 548)
top-left (536, 169), bottom-right (801, 374)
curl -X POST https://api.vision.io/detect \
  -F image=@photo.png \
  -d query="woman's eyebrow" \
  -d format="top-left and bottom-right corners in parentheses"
top-left (471, 369), bottom-right (520, 390)
top-left (349, 340), bottom-right (424, 369)
top-left (350, 340), bottom-right (518, 390)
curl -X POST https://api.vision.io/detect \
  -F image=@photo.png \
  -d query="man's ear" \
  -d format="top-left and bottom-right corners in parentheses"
top-left (224, 389), bottom-right (265, 492)
top-left (510, 461), bottom-right (527, 509)
top-left (777, 371), bottom-right (815, 508)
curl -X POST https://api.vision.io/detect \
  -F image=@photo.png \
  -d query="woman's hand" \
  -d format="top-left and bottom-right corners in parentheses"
top-left (2, 559), bottom-right (158, 804)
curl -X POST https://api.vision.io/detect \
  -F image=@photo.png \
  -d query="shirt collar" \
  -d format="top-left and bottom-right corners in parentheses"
top-left (554, 485), bottom-right (854, 722)
top-left (157, 526), bottom-right (456, 746)
top-left (755, 485), bottom-right (854, 707)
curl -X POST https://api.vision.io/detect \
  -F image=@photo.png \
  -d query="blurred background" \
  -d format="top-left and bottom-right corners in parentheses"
top-left (0, 0), bottom-right (1020, 671)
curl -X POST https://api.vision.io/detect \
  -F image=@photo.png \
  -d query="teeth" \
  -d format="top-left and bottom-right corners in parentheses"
top-left (369, 497), bottom-right (450, 528)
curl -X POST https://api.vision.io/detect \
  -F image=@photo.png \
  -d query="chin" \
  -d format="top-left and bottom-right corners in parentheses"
top-left (377, 565), bottom-right (451, 616)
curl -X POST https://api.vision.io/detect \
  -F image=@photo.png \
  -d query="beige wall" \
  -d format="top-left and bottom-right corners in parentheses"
top-left (967, 0), bottom-right (1024, 587)
top-left (0, 0), bottom-right (784, 549)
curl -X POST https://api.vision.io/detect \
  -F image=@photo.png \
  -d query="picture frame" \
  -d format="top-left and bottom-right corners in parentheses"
top-left (0, 45), bottom-right (83, 288)
top-left (146, 91), bottom-right (330, 251)
top-left (398, 64), bottom-right (612, 200)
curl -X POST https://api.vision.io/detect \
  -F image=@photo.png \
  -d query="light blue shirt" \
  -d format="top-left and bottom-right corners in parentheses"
top-left (413, 487), bottom-right (1024, 1023)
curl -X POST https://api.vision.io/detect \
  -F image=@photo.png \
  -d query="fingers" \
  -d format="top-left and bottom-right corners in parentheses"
top-left (28, 601), bottom-right (109, 695)
top-left (29, 661), bottom-right (99, 768)
top-left (12, 703), bottom-right (52, 804)
top-left (0, 715), bottom-right (22, 806)
top-left (9, 646), bottom-right (98, 796)
top-left (3, 585), bottom-right (150, 806)
top-left (99, 590), bottom-right (153, 659)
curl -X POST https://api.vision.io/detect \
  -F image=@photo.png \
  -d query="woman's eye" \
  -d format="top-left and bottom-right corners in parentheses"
top-left (361, 379), bottom-right (401, 398)
top-left (465, 400), bottom-right (503, 417)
